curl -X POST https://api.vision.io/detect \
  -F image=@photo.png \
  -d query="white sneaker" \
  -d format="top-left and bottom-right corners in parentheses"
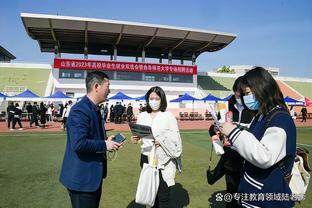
top-left (10, 128), bottom-right (14, 131)
top-left (18, 128), bottom-right (23, 130)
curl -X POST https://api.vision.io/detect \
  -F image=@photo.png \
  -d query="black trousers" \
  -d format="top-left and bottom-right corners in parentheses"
top-left (127, 115), bottom-right (133, 122)
top-left (13, 118), bottom-right (22, 129)
top-left (8, 115), bottom-right (14, 128)
top-left (27, 113), bottom-right (31, 121)
top-left (30, 115), bottom-right (40, 126)
top-left (302, 115), bottom-right (307, 122)
top-left (225, 173), bottom-right (241, 208)
top-left (68, 183), bottom-right (102, 208)
top-left (104, 114), bottom-right (108, 122)
top-left (140, 154), bottom-right (171, 208)
top-left (114, 115), bottom-right (122, 124)
top-left (63, 117), bottom-right (68, 128)
top-left (109, 113), bottom-right (114, 122)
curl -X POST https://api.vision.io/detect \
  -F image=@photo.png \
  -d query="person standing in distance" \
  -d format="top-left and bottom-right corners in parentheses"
top-left (301, 106), bottom-right (307, 122)
top-left (126, 103), bottom-right (133, 122)
top-left (59, 71), bottom-right (121, 208)
top-left (6, 102), bottom-right (15, 130)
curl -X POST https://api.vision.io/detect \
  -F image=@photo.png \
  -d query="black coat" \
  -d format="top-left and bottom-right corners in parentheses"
top-left (207, 95), bottom-right (256, 185)
top-left (104, 106), bottom-right (109, 115)
top-left (26, 104), bottom-right (32, 113)
top-left (32, 105), bottom-right (39, 116)
top-left (7, 105), bottom-right (15, 117)
top-left (301, 107), bottom-right (307, 116)
top-left (14, 107), bottom-right (22, 119)
top-left (126, 106), bottom-right (133, 116)
top-left (40, 106), bottom-right (47, 124)
top-left (114, 104), bottom-right (124, 116)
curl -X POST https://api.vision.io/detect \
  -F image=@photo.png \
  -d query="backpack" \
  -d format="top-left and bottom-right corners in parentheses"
top-left (265, 109), bottom-right (311, 201)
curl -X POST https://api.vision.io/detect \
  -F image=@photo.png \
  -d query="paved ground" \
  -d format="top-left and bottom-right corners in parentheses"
top-left (0, 118), bottom-right (311, 133)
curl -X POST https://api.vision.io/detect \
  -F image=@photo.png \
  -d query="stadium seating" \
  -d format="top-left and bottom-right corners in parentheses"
top-left (0, 66), bottom-right (51, 96)
top-left (197, 75), bottom-right (234, 97)
top-left (284, 81), bottom-right (312, 99)
top-left (197, 75), bottom-right (230, 91)
top-left (198, 74), bottom-right (311, 101)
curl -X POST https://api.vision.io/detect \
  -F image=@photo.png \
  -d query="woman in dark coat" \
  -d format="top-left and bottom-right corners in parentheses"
top-left (207, 76), bottom-right (256, 208)
top-left (220, 67), bottom-right (296, 208)
top-left (40, 102), bottom-right (47, 128)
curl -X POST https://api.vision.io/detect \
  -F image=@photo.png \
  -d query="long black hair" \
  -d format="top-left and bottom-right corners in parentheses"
top-left (229, 76), bottom-right (244, 105)
top-left (241, 67), bottom-right (287, 114)
top-left (232, 76), bottom-right (243, 92)
top-left (145, 86), bottom-right (167, 113)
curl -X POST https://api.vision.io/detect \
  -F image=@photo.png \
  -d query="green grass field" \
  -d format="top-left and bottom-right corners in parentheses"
top-left (0, 128), bottom-right (311, 208)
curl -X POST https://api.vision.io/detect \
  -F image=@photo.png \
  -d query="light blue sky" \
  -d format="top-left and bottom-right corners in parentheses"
top-left (1, 0), bottom-right (311, 77)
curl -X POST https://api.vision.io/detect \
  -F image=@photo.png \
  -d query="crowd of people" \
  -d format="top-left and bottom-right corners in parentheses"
top-left (6, 92), bottom-right (308, 133)
top-left (106, 102), bottom-right (134, 124)
top-left (57, 68), bottom-right (306, 208)
top-left (6, 100), bottom-right (73, 130)
top-left (6, 97), bottom-right (149, 131)
top-left (4, 67), bottom-right (310, 208)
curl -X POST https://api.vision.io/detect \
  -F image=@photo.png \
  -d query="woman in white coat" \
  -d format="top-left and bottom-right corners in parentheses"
top-left (131, 86), bottom-right (182, 208)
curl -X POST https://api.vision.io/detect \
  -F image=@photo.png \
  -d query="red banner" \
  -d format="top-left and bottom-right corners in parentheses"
top-left (54, 58), bottom-right (197, 75)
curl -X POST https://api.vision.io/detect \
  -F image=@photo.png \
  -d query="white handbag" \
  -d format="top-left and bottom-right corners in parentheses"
top-left (289, 155), bottom-right (310, 201)
top-left (135, 145), bottom-right (160, 207)
top-left (212, 139), bottom-right (224, 155)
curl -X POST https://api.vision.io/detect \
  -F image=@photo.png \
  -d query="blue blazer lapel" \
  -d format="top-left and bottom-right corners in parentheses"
top-left (91, 109), bottom-right (104, 140)
top-left (84, 96), bottom-right (104, 140)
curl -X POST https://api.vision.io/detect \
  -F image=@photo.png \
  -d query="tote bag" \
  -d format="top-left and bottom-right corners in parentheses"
top-left (135, 145), bottom-right (160, 207)
top-left (289, 155), bottom-right (310, 201)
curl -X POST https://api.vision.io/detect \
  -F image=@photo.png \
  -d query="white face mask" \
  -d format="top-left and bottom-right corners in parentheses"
top-left (149, 99), bottom-right (161, 111)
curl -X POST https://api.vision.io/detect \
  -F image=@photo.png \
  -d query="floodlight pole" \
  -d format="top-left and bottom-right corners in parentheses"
top-left (192, 100), bottom-right (195, 121)
top-left (113, 46), bottom-right (117, 61)
top-left (142, 49), bottom-right (145, 62)
top-left (54, 45), bottom-right (60, 58)
top-left (192, 53), bottom-right (196, 65)
top-left (168, 51), bottom-right (172, 64)
top-left (84, 47), bottom-right (88, 59)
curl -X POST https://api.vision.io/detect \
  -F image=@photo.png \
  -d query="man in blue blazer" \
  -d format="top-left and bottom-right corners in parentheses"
top-left (60, 71), bottom-right (121, 208)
